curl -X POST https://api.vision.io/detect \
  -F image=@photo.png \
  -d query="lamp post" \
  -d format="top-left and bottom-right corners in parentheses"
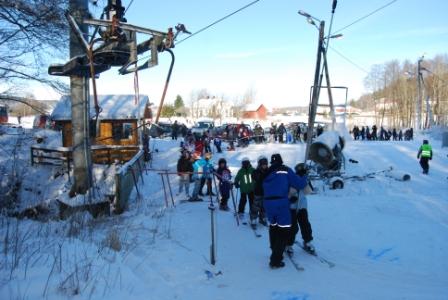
top-left (299, 1), bottom-right (341, 162)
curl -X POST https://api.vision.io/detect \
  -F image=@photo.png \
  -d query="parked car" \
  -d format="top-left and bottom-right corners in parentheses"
top-left (191, 120), bottom-right (215, 135)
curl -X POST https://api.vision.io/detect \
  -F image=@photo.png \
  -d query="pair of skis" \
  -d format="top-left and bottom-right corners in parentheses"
top-left (294, 241), bottom-right (336, 268)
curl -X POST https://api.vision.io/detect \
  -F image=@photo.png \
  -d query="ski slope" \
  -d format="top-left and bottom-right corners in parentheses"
top-left (1, 135), bottom-right (447, 299)
top-left (113, 137), bottom-right (448, 300)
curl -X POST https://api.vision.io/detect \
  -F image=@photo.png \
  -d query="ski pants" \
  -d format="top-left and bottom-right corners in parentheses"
top-left (269, 225), bottom-right (290, 265)
top-left (251, 196), bottom-right (266, 221)
top-left (238, 191), bottom-right (255, 215)
top-left (191, 179), bottom-right (201, 199)
top-left (287, 208), bottom-right (313, 246)
top-left (200, 177), bottom-right (213, 194)
top-left (219, 182), bottom-right (231, 207)
top-left (419, 157), bottom-right (430, 173)
top-left (178, 176), bottom-right (190, 197)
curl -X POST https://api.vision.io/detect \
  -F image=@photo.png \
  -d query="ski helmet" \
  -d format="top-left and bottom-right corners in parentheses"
top-left (241, 157), bottom-right (250, 162)
top-left (294, 163), bottom-right (307, 176)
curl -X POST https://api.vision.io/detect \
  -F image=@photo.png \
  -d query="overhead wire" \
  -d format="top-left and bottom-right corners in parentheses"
top-left (135, 0), bottom-right (263, 63)
top-left (175, 0), bottom-right (262, 45)
top-left (333, 0), bottom-right (399, 34)
top-left (125, 0), bottom-right (135, 14)
top-left (328, 46), bottom-right (370, 74)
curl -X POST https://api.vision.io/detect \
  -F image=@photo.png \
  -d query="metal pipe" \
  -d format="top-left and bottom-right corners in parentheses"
top-left (155, 49), bottom-right (175, 124)
top-left (304, 20), bottom-right (325, 162)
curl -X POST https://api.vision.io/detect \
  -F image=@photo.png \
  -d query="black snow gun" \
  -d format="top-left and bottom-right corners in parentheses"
top-left (308, 131), bottom-right (345, 189)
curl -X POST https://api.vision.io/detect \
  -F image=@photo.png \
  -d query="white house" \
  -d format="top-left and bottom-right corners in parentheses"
top-left (190, 97), bottom-right (233, 119)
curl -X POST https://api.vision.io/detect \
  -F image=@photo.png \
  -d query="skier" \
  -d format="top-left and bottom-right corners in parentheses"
top-left (213, 137), bottom-right (222, 153)
top-left (286, 163), bottom-right (315, 254)
top-left (190, 153), bottom-right (205, 201)
top-left (263, 153), bottom-right (307, 269)
top-left (234, 157), bottom-right (255, 222)
top-left (251, 156), bottom-right (269, 227)
top-left (199, 152), bottom-right (215, 196)
top-left (177, 150), bottom-right (193, 199)
top-left (277, 123), bottom-right (286, 143)
top-left (417, 139), bottom-right (433, 174)
top-left (216, 158), bottom-right (232, 211)
top-left (171, 120), bottom-right (179, 140)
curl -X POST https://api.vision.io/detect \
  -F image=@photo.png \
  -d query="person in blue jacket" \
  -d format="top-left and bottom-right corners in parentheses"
top-left (263, 153), bottom-right (307, 269)
top-left (190, 153), bottom-right (206, 202)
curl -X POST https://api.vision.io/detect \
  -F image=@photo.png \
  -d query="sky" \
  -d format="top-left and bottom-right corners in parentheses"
top-left (33, 0), bottom-right (448, 108)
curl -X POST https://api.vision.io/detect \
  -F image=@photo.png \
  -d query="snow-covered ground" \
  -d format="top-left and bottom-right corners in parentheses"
top-left (1, 129), bottom-right (447, 299)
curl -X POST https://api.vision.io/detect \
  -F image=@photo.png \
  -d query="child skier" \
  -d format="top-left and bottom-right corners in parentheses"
top-left (177, 150), bottom-right (193, 199)
top-left (200, 152), bottom-right (215, 196)
top-left (286, 163), bottom-right (315, 254)
top-left (190, 152), bottom-right (205, 202)
top-left (234, 157), bottom-right (255, 222)
top-left (417, 139), bottom-right (433, 174)
top-left (216, 158), bottom-right (232, 211)
top-left (251, 156), bottom-right (269, 227)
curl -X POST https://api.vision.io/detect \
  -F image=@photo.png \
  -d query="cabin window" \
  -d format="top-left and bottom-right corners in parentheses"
top-left (112, 122), bottom-right (133, 140)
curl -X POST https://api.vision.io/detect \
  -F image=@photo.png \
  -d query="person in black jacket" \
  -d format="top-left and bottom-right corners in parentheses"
top-left (251, 156), bottom-right (269, 227)
top-left (177, 150), bottom-right (193, 198)
top-left (216, 158), bottom-right (232, 210)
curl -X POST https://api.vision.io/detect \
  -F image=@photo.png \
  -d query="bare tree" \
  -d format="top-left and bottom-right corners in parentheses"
top-left (358, 54), bottom-right (448, 128)
top-left (0, 0), bottom-right (69, 93)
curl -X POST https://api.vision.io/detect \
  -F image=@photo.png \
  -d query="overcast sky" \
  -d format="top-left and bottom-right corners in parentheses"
top-left (34, 0), bottom-right (448, 108)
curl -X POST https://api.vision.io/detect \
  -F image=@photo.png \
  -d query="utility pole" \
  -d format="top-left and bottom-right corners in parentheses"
top-left (304, 20), bottom-right (325, 162)
top-left (69, 0), bottom-right (92, 196)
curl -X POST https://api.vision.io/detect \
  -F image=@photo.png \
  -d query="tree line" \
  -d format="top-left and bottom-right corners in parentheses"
top-left (353, 54), bottom-right (448, 128)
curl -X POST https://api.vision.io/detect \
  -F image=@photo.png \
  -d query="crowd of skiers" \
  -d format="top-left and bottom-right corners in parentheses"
top-left (351, 125), bottom-right (414, 141)
top-left (177, 147), bottom-right (315, 269)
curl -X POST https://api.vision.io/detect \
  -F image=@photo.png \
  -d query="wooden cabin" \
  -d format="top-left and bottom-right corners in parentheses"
top-left (51, 95), bottom-right (152, 163)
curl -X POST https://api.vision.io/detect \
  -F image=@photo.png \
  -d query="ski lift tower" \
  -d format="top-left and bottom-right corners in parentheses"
top-left (49, 0), bottom-right (189, 196)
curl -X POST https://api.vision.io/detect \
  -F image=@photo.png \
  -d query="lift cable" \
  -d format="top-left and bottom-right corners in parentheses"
top-left (333, 0), bottom-right (399, 34)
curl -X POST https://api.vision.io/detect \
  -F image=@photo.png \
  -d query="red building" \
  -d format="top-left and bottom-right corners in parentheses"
top-left (242, 104), bottom-right (267, 120)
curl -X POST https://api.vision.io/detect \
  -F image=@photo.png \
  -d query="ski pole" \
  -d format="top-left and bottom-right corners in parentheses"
top-left (212, 173), bottom-right (221, 203)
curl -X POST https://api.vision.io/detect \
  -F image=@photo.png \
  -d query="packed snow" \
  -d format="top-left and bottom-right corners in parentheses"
top-left (0, 126), bottom-right (447, 300)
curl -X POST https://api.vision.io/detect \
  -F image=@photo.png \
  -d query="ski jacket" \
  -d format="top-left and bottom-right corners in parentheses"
top-left (234, 166), bottom-right (255, 193)
top-left (192, 158), bottom-right (206, 180)
top-left (217, 166), bottom-right (232, 182)
top-left (418, 144), bottom-right (432, 159)
top-left (263, 165), bottom-right (307, 201)
top-left (177, 157), bottom-right (193, 174)
top-left (203, 159), bottom-right (214, 178)
top-left (252, 167), bottom-right (269, 196)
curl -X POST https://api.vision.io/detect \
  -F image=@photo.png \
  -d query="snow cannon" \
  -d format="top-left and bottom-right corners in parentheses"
top-left (309, 131), bottom-right (345, 171)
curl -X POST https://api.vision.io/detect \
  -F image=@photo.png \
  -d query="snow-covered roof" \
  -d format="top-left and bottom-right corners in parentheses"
top-left (51, 94), bottom-right (149, 121)
top-left (244, 103), bottom-right (264, 112)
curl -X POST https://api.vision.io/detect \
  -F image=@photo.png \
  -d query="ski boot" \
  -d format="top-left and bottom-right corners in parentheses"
top-left (269, 261), bottom-right (285, 269)
top-left (303, 241), bottom-right (315, 253)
